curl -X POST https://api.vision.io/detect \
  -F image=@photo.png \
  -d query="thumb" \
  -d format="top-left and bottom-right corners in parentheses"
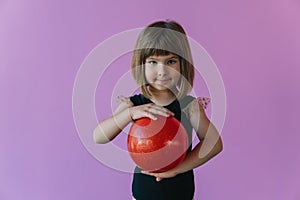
top-left (156, 177), bottom-right (163, 182)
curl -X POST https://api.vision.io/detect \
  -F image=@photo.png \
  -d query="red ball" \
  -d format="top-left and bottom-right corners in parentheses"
top-left (127, 115), bottom-right (188, 172)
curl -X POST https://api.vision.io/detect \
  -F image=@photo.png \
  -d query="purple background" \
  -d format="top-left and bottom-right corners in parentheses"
top-left (1, 0), bottom-right (299, 200)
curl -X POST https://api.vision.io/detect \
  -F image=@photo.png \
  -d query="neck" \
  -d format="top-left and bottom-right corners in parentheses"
top-left (148, 87), bottom-right (178, 106)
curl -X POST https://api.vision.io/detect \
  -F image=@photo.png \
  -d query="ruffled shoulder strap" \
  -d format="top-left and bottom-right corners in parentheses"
top-left (196, 97), bottom-right (211, 109)
top-left (181, 96), bottom-right (210, 118)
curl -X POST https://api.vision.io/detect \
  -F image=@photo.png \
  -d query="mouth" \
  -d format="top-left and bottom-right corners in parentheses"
top-left (156, 78), bottom-right (171, 82)
top-left (155, 79), bottom-right (171, 85)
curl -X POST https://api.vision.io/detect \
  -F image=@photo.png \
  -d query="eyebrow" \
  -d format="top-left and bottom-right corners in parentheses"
top-left (147, 56), bottom-right (179, 60)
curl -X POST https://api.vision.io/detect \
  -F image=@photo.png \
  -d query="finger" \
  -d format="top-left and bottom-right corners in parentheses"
top-left (148, 108), bottom-right (170, 117)
top-left (148, 105), bottom-right (174, 117)
top-left (154, 106), bottom-right (174, 116)
top-left (141, 171), bottom-right (164, 181)
top-left (145, 103), bottom-right (174, 115)
top-left (141, 170), bottom-right (156, 176)
top-left (144, 111), bottom-right (157, 120)
top-left (156, 177), bottom-right (163, 182)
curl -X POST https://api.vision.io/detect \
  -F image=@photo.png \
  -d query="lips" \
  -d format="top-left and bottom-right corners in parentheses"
top-left (156, 79), bottom-right (171, 85)
top-left (156, 79), bottom-right (171, 81)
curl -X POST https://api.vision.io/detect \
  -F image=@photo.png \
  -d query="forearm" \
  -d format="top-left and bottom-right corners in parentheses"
top-left (93, 108), bottom-right (132, 144)
top-left (141, 98), bottom-right (223, 181)
top-left (174, 99), bottom-right (223, 174)
top-left (172, 136), bottom-right (223, 175)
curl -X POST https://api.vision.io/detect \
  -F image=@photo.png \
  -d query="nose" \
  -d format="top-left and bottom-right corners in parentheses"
top-left (157, 64), bottom-right (168, 76)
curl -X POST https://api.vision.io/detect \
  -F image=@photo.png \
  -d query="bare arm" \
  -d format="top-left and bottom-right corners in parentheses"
top-left (173, 98), bottom-right (223, 172)
top-left (93, 96), bottom-right (174, 144)
top-left (142, 98), bottom-right (223, 180)
top-left (93, 98), bottom-right (134, 144)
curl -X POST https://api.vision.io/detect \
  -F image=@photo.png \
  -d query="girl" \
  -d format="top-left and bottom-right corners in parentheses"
top-left (93, 20), bottom-right (223, 200)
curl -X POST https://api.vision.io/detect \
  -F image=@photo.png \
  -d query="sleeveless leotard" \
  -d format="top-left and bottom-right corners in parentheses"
top-left (130, 94), bottom-right (195, 200)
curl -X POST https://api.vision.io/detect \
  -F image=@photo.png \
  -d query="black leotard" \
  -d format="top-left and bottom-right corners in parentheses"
top-left (130, 94), bottom-right (195, 200)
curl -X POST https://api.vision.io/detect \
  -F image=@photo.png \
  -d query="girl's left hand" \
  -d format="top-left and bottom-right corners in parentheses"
top-left (141, 170), bottom-right (177, 182)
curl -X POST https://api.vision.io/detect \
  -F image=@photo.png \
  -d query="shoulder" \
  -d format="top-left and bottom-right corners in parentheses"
top-left (185, 96), bottom-right (211, 118)
top-left (129, 94), bottom-right (143, 106)
top-left (129, 94), bottom-right (151, 106)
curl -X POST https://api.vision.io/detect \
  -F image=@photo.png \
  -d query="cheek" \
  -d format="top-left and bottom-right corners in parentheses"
top-left (144, 67), bottom-right (154, 80)
top-left (171, 66), bottom-right (181, 81)
top-left (174, 74), bottom-right (181, 84)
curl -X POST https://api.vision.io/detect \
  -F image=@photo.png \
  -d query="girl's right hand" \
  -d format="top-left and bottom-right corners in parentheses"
top-left (128, 103), bottom-right (174, 121)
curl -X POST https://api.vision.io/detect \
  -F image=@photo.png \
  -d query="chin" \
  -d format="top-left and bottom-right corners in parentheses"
top-left (154, 83), bottom-right (172, 90)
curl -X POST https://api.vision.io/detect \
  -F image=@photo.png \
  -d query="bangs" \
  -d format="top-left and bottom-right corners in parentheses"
top-left (141, 48), bottom-right (178, 61)
top-left (135, 27), bottom-right (185, 62)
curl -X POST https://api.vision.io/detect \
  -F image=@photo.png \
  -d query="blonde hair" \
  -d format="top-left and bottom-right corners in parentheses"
top-left (131, 20), bottom-right (195, 99)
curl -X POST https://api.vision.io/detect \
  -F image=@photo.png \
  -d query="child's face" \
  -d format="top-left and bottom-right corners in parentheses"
top-left (145, 54), bottom-right (181, 92)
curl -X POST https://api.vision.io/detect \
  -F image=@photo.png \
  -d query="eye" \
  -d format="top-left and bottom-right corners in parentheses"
top-left (167, 59), bottom-right (177, 65)
top-left (148, 60), bottom-right (157, 65)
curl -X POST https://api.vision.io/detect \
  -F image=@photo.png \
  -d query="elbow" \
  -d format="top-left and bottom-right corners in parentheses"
top-left (93, 127), bottom-right (110, 144)
top-left (216, 137), bottom-right (224, 154)
top-left (209, 136), bottom-right (223, 156)
top-left (198, 136), bottom-right (223, 159)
